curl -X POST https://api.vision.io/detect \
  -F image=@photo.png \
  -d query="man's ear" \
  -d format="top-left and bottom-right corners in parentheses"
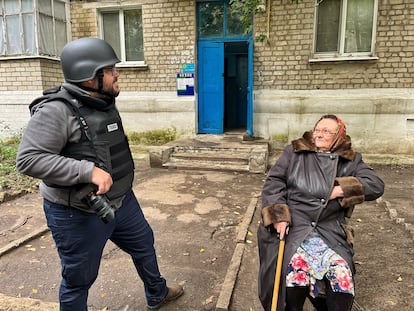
top-left (81, 78), bottom-right (97, 88)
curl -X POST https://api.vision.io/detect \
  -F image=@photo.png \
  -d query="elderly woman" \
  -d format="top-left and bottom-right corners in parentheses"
top-left (258, 115), bottom-right (384, 311)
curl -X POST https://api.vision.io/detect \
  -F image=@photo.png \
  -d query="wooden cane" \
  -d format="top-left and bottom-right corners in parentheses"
top-left (271, 238), bottom-right (285, 311)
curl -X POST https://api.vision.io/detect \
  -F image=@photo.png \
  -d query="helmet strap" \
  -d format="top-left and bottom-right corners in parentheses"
top-left (75, 69), bottom-right (115, 98)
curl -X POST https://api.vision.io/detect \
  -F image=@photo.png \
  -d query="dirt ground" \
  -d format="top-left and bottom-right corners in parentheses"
top-left (0, 160), bottom-right (413, 311)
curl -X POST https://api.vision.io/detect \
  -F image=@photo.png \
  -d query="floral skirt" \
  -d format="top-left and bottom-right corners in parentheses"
top-left (286, 234), bottom-right (354, 298)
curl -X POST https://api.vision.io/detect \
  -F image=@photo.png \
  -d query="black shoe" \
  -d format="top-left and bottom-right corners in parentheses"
top-left (147, 283), bottom-right (184, 310)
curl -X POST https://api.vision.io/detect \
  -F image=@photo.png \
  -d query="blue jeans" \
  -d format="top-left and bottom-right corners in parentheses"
top-left (43, 190), bottom-right (167, 311)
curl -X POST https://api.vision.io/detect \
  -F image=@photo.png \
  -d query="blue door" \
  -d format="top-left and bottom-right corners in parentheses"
top-left (198, 42), bottom-right (224, 134)
top-left (246, 37), bottom-right (253, 136)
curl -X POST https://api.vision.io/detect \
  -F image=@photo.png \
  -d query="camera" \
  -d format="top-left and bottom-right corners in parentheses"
top-left (76, 184), bottom-right (116, 223)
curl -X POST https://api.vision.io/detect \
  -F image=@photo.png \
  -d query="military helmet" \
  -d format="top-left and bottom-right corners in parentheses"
top-left (60, 38), bottom-right (120, 83)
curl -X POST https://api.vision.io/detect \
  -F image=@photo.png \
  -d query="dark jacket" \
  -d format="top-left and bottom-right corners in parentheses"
top-left (257, 132), bottom-right (384, 311)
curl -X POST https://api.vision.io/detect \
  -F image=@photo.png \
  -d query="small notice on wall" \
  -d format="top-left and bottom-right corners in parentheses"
top-left (176, 72), bottom-right (194, 96)
top-left (182, 63), bottom-right (195, 73)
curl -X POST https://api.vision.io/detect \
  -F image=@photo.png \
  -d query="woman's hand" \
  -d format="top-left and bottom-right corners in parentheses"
top-left (273, 221), bottom-right (289, 240)
top-left (329, 185), bottom-right (344, 200)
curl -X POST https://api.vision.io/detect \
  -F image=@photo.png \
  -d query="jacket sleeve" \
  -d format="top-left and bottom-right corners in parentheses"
top-left (16, 100), bottom-right (95, 186)
top-left (336, 153), bottom-right (384, 207)
top-left (262, 145), bottom-right (293, 207)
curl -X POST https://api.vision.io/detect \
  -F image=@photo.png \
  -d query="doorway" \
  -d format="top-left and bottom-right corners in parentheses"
top-left (224, 42), bottom-right (248, 131)
top-left (197, 39), bottom-right (252, 135)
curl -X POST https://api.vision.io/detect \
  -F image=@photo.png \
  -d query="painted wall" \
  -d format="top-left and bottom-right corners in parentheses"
top-left (253, 88), bottom-right (414, 154)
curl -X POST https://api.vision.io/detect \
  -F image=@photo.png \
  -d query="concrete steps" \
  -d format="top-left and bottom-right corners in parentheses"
top-left (149, 134), bottom-right (269, 173)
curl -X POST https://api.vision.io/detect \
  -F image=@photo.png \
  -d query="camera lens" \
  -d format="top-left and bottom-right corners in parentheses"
top-left (88, 194), bottom-right (115, 223)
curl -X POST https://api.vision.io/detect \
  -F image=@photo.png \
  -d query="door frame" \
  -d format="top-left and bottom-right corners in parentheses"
top-left (197, 37), bottom-right (253, 135)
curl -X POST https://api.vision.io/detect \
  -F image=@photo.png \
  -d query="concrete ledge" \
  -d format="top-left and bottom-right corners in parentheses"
top-left (363, 154), bottom-right (414, 166)
top-left (216, 196), bottom-right (259, 311)
top-left (0, 225), bottom-right (50, 258)
top-left (379, 198), bottom-right (414, 240)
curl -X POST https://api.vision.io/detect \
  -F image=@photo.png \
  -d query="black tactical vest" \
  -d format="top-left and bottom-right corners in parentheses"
top-left (33, 86), bottom-right (135, 200)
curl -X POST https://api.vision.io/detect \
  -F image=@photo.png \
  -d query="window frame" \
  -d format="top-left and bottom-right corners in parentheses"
top-left (310, 0), bottom-right (379, 63)
top-left (98, 5), bottom-right (145, 67)
top-left (0, 0), bottom-right (70, 60)
top-left (196, 0), bottom-right (251, 40)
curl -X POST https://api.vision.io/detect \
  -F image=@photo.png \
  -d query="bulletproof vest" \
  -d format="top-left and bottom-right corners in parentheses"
top-left (33, 86), bottom-right (135, 200)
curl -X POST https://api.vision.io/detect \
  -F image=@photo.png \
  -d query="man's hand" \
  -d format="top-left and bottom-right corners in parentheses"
top-left (91, 166), bottom-right (113, 194)
top-left (273, 221), bottom-right (289, 240)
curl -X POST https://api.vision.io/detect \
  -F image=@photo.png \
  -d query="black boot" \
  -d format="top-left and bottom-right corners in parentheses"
top-left (325, 282), bottom-right (354, 311)
top-left (285, 286), bottom-right (309, 311)
top-left (308, 296), bottom-right (328, 311)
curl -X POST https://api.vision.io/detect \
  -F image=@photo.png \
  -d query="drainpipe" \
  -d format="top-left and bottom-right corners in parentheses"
top-left (267, 0), bottom-right (271, 40)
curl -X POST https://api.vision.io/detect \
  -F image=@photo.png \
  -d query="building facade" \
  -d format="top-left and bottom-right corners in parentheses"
top-left (0, 0), bottom-right (413, 154)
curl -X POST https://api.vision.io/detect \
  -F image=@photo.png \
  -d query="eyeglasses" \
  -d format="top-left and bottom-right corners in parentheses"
top-left (313, 128), bottom-right (336, 136)
top-left (103, 66), bottom-right (117, 75)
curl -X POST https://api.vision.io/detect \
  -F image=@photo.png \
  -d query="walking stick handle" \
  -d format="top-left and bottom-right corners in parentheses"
top-left (271, 238), bottom-right (285, 311)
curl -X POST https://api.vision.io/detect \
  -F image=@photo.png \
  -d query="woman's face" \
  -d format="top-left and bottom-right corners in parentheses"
top-left (312, 118), bottom-right (339, 152)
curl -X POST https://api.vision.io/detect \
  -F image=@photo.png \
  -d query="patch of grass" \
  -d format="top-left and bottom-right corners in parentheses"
top-left (0, 136), bottom-right (20, 175)
top-left (127, 128), bottom-right (177, 145)
top-left (0, 136), bottom-right (38, 193)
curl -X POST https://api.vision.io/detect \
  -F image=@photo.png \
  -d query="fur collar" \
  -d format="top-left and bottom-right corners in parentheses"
top-left (291, 131), bottom-right (356, 161)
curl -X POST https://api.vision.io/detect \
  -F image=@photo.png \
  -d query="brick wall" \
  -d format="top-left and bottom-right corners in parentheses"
top-left (253, 0), bottom-right (414, 90)
top-left (0, 59), bottom-right (62, 91)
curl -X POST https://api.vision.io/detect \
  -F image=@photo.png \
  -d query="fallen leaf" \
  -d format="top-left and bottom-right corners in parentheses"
top-left (397, 276), bottom-right (403, 282)
top-left (200, 248), bottom-right (205, 253)
top-left (356, 218), bottom-right (362, 222)
top-left (204, 295), bottom-right (215, 304)
top-left (247, 231), bottom-right (253, 236)
top-left (32, 288), bottom-right (38, 294)
top-left (18, 285), bottom-right (24, 289)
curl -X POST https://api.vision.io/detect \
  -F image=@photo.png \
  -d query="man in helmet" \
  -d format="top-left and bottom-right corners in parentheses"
top-left (16, 38), bottom-right (184, 311)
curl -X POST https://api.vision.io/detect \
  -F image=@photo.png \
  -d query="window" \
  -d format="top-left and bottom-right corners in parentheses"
top-left (197, 0), bottom-right (248, 39)
top-left (0, 0), bottom-right (68, 57)
top-left (313, 0), bottom-right (377, 60)
top-left (100, 8), bottom-right (144, 64)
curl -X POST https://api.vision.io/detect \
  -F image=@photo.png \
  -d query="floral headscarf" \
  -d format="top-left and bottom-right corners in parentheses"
top-left (314, 114), bottom-right (347, 152)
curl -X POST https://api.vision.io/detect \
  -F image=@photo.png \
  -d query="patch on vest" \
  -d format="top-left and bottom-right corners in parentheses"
top-left (107, 123), bottom-right (119, 132)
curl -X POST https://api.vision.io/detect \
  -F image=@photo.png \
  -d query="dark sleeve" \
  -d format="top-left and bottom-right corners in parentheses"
top-left (336, 153), bottom-right (384, 207)
top-left (16, 101), bottom-right (94, 185)
top-left (261, 145), bottom-right (292, 208)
